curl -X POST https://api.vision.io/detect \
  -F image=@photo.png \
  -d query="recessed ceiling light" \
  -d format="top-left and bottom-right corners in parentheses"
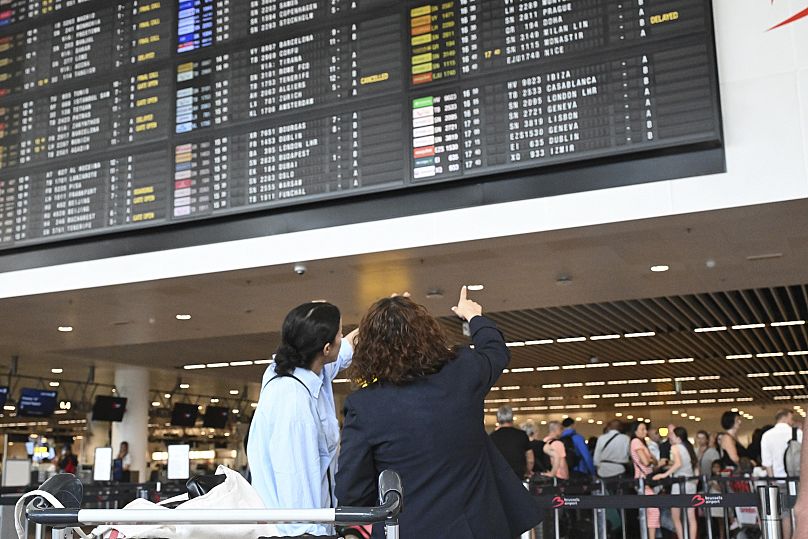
top-left (694, 326), bottom-right (727, 333)
top-left (466, 284), bottom-right (484, 291)
top-left (732, 323), bottom-right (765, 330)
top-left (164, 393), bottom-right (171, 399)
top-left (590, 334), bottom-right (621, 341)
top-left (210, 398), bottom-right (219, 403)
top-left (179, 383), bottom-right (190, 389)
top-left (57, 326), bottom-right (73, 332)
top-left (650, 265), bottom-right (669, 272)
top-left (3, 405), bottom-right (15, 411)
top-left (229, 389), bottom-right (239, 395)
top-left (771, 320), bottom-right (805, 327)
top-left (49, 382), bottom-right (59, 387)
top-left (151, 401), bottom-right (160, 407)
top-left (232, 409), bottom-right (240, 414)
top-left (51, 368), bottom-right (63, 374)
top-left (176, 314), bottom-right (192, 320)
top-left (625, 332), bottom-right (655, 338)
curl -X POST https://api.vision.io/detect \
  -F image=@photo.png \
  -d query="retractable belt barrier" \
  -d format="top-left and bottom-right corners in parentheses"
top-left (534, 492), bottom-right (762, 510)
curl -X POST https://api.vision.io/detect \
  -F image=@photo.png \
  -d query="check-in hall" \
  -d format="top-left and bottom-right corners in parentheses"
top-left (1, 0), bottom-right (808, 538)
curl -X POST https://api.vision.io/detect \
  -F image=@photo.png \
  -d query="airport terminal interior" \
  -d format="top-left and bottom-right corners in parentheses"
top-left (1, 0), bottom-right (808, 538)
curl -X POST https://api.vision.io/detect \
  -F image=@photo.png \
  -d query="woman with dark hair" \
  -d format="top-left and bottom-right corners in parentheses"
top-left (654, 426), bottom-right (698, 539)
top-left (247, 301), bottom-right (357, 537)
top-left (719, 410), bottom-right (748, 469)
top-left (629, 421), bottom-right (659, 538)
top-left (336, 287), bottom-right (542, 538)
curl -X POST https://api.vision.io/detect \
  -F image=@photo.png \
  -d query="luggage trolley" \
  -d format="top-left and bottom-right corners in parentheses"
top-left (24, 470), bottom-right (403, 539)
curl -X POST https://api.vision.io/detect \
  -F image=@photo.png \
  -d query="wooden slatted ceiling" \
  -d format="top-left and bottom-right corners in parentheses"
top-left (438, 284), bottom-right (808, 413)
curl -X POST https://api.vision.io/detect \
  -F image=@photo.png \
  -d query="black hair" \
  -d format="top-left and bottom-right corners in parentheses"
top-left (673, 426), bottom-right (698, 474)
top-left (721, 411), bottom-right (740, 431)
top-left (627, 420), bottom-right (647, 446)
top-left (274, 302), bottom-right (341, 375)
top-left (561, 417), bottom-right (575, 428)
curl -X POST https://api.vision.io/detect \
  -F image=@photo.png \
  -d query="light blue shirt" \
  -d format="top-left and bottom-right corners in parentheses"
top-left (247, 340), bottom-right (352, 536)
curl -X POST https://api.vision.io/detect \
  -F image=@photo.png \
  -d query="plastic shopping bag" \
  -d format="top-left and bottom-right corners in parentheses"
top-left (91, 465), bottom-right (279, 539)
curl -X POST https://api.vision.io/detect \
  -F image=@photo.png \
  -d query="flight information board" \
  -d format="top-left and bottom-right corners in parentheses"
top-left (0, 0), bottom-right (722, 249)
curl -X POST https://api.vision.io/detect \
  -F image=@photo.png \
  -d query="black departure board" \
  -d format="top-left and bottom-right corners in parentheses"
top-left (0, 0), bottom-right (722, 249)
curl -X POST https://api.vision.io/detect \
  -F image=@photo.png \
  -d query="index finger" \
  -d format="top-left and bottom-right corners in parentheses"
top-left (459, 285), bottom-right (467, 302)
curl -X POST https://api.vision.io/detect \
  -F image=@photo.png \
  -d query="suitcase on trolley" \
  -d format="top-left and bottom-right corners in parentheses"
top-left (20, 469), bottom-right (402, 539)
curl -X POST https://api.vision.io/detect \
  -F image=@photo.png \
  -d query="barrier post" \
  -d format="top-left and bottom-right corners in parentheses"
top-left (553, 477), bottom-right (560, 539)
top-left (702, 475), bottom-right (714, 539)
top-left (35, 523), bottom-right (45, 539)
top-left (638, 477), bottom-right (649, 539)
top-left (758, 485), bottom-right (783, 539)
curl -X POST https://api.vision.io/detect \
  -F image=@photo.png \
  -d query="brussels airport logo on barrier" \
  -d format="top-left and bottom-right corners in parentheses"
top-left (552, 496), bottom-right (581, 508)
top-left (768, 1), bottom-right (808, 30)
top-left (691, 494), bottom-right (723, 507)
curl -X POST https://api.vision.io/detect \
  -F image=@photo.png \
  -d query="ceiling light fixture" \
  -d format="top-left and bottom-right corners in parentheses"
top-left (229, 361), bottom-right (254, 366)
top-left (732, 324), bottom-right (766, 330)
top-left (556, 337), bottom-right (586, 343)
top-left (771, 320), bottom-right (805, 327)
top-left (525, 339), bottom-right (554, 345)
top-left (747, 373), bottom-right (770, 377)
top-left (613, 361), bottom-right (637, 367)
top-left (51, 368), bottom-right (63, 374)
top-left (57, 326), bottom-right (73, 332)
top-left (466, 284), bottom-right (485, 291)
top-left (590, 334), bottom-right (621, 341)
top-left (151, 401), bottom-right (160, 407)
top-left (509, 367), bottom-right (535, 373)
top-left (726, 354), bottom-right (753, 360)
top-left (176, 314), bottom-right (192, 320)
top-left (164, 393), bottom-right (171, 399)
top-left (694, 326), bottom-right (727, 333)
top-left (210, 398), bottom-right (219, 403)
top-left (179, 383), bottom-right (190, 389)
top-left (640, 360), bottom-right (666, 365)
top-left (668, 358), bottom-right (694, 363)
top-left (206, 362), bottom-right (229, 368)
top-left (253, 359), bottom-right (273, 365)
top-left (650, 265), bottom-right (670, 272)
top-left (625, 332), bottom-right (656, 338)
top-left (183, 364), bottom-right (206, 370)
top-left (506, 342), bottom-right (526, 347)
top-left (757, 352), bottom-right (784, 358)
top-left (788, 351), bottom-right (808, 356)
top-left (49, 382), bottom-right (59, 387)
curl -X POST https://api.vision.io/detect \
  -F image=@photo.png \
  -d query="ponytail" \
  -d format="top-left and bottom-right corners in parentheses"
top-left (274, 302), bottom-right (341, 375)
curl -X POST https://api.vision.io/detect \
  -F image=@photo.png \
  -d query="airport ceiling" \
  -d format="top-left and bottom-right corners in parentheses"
top-left (1, 199), bottom-right (808, 415)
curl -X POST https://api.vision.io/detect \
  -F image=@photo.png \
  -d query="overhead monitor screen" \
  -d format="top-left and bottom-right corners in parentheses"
top-left (17, 388), bottom-right (57, 417)
top-left (0, 386), bottom-right (8, 408)
top-left (202, 405), bottom-right (229, 429)
top-left (92, 395), bottom-right (128, 422)
top-left (0, 0), bottom-right (722, 250)
top-left (170, 402), bottom-right (199, 427)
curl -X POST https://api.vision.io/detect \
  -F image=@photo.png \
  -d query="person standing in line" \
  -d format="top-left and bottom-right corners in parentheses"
top-left (594, 420), bottom-right (631, 539)
top-left (113, 441), bottom-right (132, 482)
top-left (719, 410), bottom-right (749, 470)
top-left (543, 421), bottom-right (570, 480)
top-left (560, 417), bottom-right (596, 477)
top-left (696, 430), bottom-right (720, 482)
top-left (336, 288), bottom-right (542, 538)
top-left (761, 409), bottom-right (803, 539)
top-left (647, 427), bottom-right (662, 462)
top-left (247, 301), bottom-right (357, 537)
top-left (490, 406), bottom-right (534, 479)
top-left (793, 416), bottom-right (808, 539)
top-left (629, 421), bottom-right (659, 539)
top-left (653, 426), bottom-right (698, 539)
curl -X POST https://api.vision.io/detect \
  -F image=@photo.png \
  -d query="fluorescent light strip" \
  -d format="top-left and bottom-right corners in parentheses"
top-left (720, 388), bottom-right (740, 393)
top-left (649, 401), bottom-right (665, 406)
top-left (563, 383), bottom-right (583, 388)
top-left (590, 334), bottom-right (621, 341)
top-left (699, 376), bottom-right (721, 381)
top-left (557, 337), bottom-right (587, 343)
top-left (206, 362), bottom-right (230, 368)
top-left (668, 358), bottom-right (694, 363)
top-left (536, 366), bottom-right (560, 371)
top-left (525, 340), bottom-right (554, 345)
top-left (542, 384), bottom-right (561, 389)
top-left (229, 361), bottom-right (254, 367)
top-left (726, 354), bottom-right (753, 360)
top-left (773, 371), bottom-right (796, 377)
top-left (333, 378), bottom-right (350, 383)
top-left (501, 386), bottom-right (520, 391)
top-left (700, 399), bottom-right (717, 404)
top-left (547, 396), bottom-right (564, 401)
top-left (737, 397), bottom-right (754, 402)
top-left (757, 352), bottom-right (784, 358)
top-left (652, 378), bottom-right (672, 383)
top-left (183, 364), bottom-right (206, 370)
top-left (675, 377), bottom-right (695, 382)
top-left (613, 361), bottom-right (637, 367)
top-left (562, 364), bottom-right (586, 370)
top-left (585, 381), bottom-right (606, 386)
top-left (694, 326), bottom-right (727, 333)
top-left (785, 385), bottom-right (806, 390)
top-left (506, 342), bottom-right (526, 347)
top-left (732, 324), bottom-right (766, 330)
top-left (788, 351), bottom-right (808, 356)
top-left (774, 396), bottom-right (793, 400)
top-left (681, 390), bottom-right (697, 395)
top-left (603, 393), bottom-right (619, 398)
top-left (621, 393), bottom-right (639, 397)
top-left (586, 363), bottom-right (610, 368)
top-left (748, 373), bottom-right (770, 378)
top-left (640, 360), bottom-right (666, 365)
top-left (508, 367), bottom-right (535, 373)
top-left (583, 395), bottom-right (600, 399)
top-left (253, 359), bottom-right (273, 365)
top-left (771, 320), bottom-right (806, 327)
top-left (625, 332), bottom-right (656, 338)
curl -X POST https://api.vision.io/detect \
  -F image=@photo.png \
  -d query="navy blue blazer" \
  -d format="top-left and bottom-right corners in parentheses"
top-left (335, 316), bottom-right (542, 538)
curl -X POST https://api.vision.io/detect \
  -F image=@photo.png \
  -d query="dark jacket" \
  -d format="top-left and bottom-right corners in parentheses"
top-left (336, 316), bottom-right (542, 538)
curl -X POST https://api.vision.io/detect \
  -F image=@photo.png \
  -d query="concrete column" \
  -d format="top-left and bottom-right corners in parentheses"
top-left (111, 366), bottom-right (149, 483)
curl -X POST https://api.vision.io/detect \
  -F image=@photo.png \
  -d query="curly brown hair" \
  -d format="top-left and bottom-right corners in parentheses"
top-left (349, 296), bottom-right (456, 385)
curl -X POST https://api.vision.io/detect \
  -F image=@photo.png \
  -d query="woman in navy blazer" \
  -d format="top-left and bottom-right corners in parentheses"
top-left (336, 287), bottom-right (542, 538)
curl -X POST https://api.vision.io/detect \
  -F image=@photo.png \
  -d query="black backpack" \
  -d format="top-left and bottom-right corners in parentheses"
top-left (531, 439), bottom-right (551, 473)
top-left (561, 434), bottom-right (582, 472)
